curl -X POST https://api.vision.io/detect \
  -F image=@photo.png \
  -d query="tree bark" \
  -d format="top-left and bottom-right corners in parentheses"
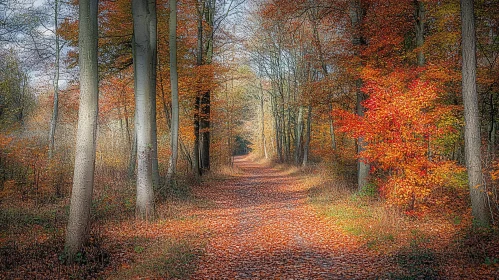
top-left (166, 0), bottom-right (179, 186)
top-left (128, 129), bottom-right (137, 178)
top-left (294, 106), bottom-right (303, 165)
top-left (200, 90), bottom-right (210, 172)
top-left (64, 0), bottom-right (99, 261)
top-left (149, 0), bottom-right (159, 188)
top-left (48, 0), bottom-right (60, 159)
top-left (461, 0), bottom-right (491, 226)
top-left (192, 2), bottom-right (203, 177)
top-left (200, 0), bottom-right (215, 172)
top-left (302, 105), bottom-right (312, 167)
top-left (329, 103), bottom-right (336, 150)
top-left (415, 0), bottom-right (425, 66)
top-left (350, 0), bottom-right (370, 191)
top-left (133, 0), bottom-right (155, 220)
top-left (260, 90), bottom-right (268, 159)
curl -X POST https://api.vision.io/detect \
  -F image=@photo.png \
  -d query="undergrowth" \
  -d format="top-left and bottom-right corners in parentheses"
top-left (305, 163), bottom-right (499, 279)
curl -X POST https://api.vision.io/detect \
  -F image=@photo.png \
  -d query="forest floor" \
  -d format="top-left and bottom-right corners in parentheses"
top-left (1, 155), bottom-right (499, 279)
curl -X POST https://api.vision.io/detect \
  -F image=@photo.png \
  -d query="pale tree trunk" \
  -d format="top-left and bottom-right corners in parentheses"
top-left (128, 129), bottom-right (137, 178)
top-left (350, 0), bottom-right (370, 191)
top-left (166, 0), bottom-right (179, 186)
top-left (149, 0), bottom-right (159, 188)
top-left (48, 0), bottom-right (60, 159)
top-left (260, 90), bottom-right (268, 159)
top-left (133, 0), bottom-right (155, 220)
top-left (461, 0), bottom-right (491, 226)
top-left (294, 106), bottom-right (303, 165)
top-left (302, 105), bottom-right (312, 167)
top-left (159, 73), bottom-right (192, 168)
top-left (64, 0), bottom-right (98, 261)
top-left (356, 86), bottom-right (370, 190)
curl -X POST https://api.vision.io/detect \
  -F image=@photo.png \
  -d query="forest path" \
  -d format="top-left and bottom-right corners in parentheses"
top-left (191, 156), bottom-right (391, 279)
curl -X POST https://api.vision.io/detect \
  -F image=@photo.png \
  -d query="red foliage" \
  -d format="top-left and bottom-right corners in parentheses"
top-left (335, 68), bottom-right (463, 209)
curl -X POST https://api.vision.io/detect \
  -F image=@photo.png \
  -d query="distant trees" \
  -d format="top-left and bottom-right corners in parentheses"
top-left (0, 50), bottom-right (31, 128)
top-left (244, 0), bottom-right (498, 221)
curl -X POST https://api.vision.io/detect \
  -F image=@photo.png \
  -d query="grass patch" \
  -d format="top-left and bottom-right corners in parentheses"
top-left (0, 207), bottom-right (62, 231)
top-left (112, 237), bottom-right (205, 279)
top-left (307, 178), bottom-right (401, 252)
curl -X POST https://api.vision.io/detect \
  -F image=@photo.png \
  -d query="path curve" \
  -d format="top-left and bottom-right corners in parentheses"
top-left (192, 156), bottom-right (391, 279)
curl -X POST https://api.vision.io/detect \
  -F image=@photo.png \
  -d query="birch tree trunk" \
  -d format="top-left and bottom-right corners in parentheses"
top-left (461, 0), bottom-right (491, 226)
top-left (166, 0), bottom-right (179, 186)
top-left (48, 0), bottom-right (60, 159)
top-left (133, 0), bottom-right (155, 220)
top-left (64, 0), bottom-right (99, 261)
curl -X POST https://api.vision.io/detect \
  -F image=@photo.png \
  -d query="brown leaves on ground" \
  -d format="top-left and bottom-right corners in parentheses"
top-left (1, 156), bottom-right (499, 279)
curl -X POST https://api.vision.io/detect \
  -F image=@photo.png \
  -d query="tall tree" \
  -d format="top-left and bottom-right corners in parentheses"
top-left (133, 0), bottom-right (155, 220)
top-left (48, 0), bottom-right (61, 159)
top-left (349, 0), bottom-right (370, 191)
top-left (192, 0), bottom-right (203, 177)
top-left (166, 0), bottom-right (179, 185)
top-left (461, 0), bottom-right (491, 226)
top-left (414, 0), bottom-right (425, 67)
top-left (64, 0), bottom-right (99, 261)
top-left (200, 0), bottom-right (215, 173)
top-left (149, 0), bottom-right (160, 188)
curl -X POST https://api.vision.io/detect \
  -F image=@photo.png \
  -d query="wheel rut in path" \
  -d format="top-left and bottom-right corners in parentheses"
top-left (192, 156), bottom-right (390, 279)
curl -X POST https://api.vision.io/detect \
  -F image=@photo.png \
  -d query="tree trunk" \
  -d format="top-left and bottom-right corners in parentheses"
top-left (488, 92), bottom-right (496, 160)
top-left (356, 88), bottom-right (370, 191)
top-left (192, 3), bottom-right (203, 177)
top-left (48, 0), bottom-right (60, 159)
top-left (200, 91), bottom-right (210, 172)
top-left (415, 0), bottom-right (425, 66)
top-left (133, 0), bottom-right (155, 220)
top-left (350, 0), bottom-right (370, 191)
top-left (159, 73), bottom-right (192, 168)
top-left (329, 103), bottom-right (336, 150)
top-left (302, 105), bottom-right (312, 167)
top-left (64, 0), bottom-right (99, 261)
top-left (128, 129), bottom-right (137, 178)
top-left (260, 90), bottom-right (268, 159)
top-left (294, 106), bottom-right (303, 165)
top-left (149, 0), bottom-right (159, 188)
top-left (166, 0), bottom-right (179, 186)
top-left (200, 0), bottom-right (215, 173)
top-left (461, 0), bottom-right (490, 226)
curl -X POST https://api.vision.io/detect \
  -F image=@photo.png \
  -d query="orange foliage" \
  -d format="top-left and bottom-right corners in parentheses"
top-left (335, 68), bottom-right (463, 210)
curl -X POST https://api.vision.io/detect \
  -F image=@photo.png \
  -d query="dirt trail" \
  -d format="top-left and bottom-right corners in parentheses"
top-left (192, 156), bottom-right (392, 279)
